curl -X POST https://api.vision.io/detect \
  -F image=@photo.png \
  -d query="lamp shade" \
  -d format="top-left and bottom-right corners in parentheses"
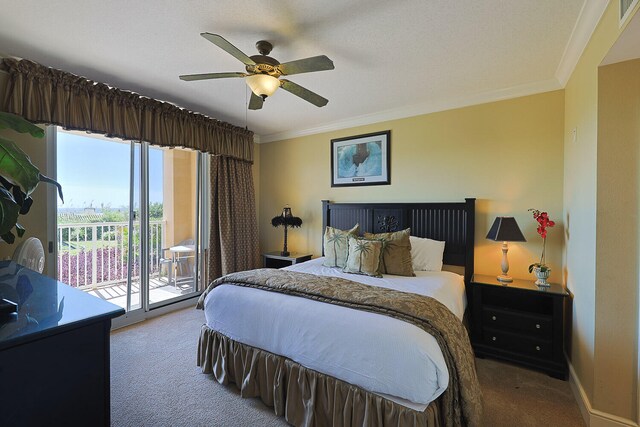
top-left (246, 74), bottom-right (280, 99)
top-left (486, 217), bottom-right (526, 242)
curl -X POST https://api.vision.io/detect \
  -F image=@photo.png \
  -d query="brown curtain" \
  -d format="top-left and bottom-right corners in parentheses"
top-left (209, 155), bottom-right (259, 281)
top-left (1, 58), bottom-right (253, 161)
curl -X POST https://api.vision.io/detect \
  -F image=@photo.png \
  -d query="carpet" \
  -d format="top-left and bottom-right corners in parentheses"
top-left (111, 306), bottom-right (584, 426)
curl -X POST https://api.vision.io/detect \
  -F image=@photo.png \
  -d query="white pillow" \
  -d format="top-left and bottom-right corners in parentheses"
top-left (409, 236), bottom-right (445, 271)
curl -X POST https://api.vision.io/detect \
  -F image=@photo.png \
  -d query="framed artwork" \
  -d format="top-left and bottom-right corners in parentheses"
top-left (331, 130), bottom-right (390, 187)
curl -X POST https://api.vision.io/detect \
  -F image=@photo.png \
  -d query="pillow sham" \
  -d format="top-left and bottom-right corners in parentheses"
top-left (409, 235), bottom-right (445, 271)
top-left (363, 228), bottom-right (415, 277)
top-left (323, 224), bottom-right (360, 268)
top-left (343, 236), bottom-right (383, 278)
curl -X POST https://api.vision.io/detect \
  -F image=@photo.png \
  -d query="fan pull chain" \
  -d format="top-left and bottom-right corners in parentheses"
top-left (245, 85), bottom-right (248, 130)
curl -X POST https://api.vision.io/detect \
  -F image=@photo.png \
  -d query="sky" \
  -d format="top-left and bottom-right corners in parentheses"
top-left (57, 131), bottom-right (163, 210)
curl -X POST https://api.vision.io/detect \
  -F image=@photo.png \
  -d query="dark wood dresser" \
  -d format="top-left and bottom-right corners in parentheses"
top-left (470, 274), bottom-right (569, 379)
top-left (263, 252), bottom-right (312, 269)
top-left (0, 261), bottom-right (124, 426)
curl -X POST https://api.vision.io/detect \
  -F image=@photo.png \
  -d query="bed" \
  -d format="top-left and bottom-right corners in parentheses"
top-left (197, 199), bottom-right (481, 427)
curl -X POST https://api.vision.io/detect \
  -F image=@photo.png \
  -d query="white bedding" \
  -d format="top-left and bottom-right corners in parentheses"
top-left (203, 257), bottom-right (467, 410)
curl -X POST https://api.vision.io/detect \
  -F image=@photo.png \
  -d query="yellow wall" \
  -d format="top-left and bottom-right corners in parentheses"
top-left (563, 2), bottom-right (640, 422)
top-left (595, 58), bottom-right (640, 420)
top-left (163, 148), bottom-right (197, 247)
top-left (259, 90), bottom-right (565, 281)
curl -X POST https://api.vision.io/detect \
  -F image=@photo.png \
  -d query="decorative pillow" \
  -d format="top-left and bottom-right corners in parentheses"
top-left (323, 224), bottom-right (360, 268)
top-left (364, 228), bottom-right (415, 277)
top-left (409, 236), bottom-right (445, 271)
top-left (343, 236), bottom-right (383, 278)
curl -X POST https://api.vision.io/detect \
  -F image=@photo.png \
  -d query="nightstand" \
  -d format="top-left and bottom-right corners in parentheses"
top-left (470, 274), bottom-right (569, 380)
top-left (263, 252), bottom-right (312, 269)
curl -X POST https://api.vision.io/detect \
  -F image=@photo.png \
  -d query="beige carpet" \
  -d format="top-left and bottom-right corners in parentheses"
top-left (111, 306), bottom-right (585, 427)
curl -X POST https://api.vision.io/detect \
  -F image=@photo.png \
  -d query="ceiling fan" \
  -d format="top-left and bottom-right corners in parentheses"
top-left (180, 33), bottom-right (335, 110)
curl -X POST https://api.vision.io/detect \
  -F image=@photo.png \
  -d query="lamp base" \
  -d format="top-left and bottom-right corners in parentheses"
top-left (497, 274), bottom-right (513, 283)
top-left (281, 251), bottom-right (290, 257)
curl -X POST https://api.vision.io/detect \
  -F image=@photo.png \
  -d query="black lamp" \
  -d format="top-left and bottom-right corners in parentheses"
top-left (486, 217), bottom-right (526, 282)
top-left (271, 205), bottom-right (302, 257)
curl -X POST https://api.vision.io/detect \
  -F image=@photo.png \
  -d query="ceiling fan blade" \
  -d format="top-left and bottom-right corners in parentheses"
top-left (278, 55), bottom-right (334, 76)
top-left (280, 79), bottom-right (329, 107)
top-left (248, 92), bottom-right (264, 110)
top-left (200, 33), bottom-right (256, 66)
top-left (179, 72), bottom-right (247, 81)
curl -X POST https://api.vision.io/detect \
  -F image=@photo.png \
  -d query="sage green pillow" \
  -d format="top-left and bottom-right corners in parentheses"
top-left (343, 236), bottom-right (383, 278)
top-left (323, 224), bottom-right (360, 268)
top-left (364, 228), bottom-right (415, 277)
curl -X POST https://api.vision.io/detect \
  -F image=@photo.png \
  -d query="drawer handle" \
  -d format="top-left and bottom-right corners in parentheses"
top-left (536, 346), bottom-right (541, 351)
top-left (492, 316), bottom-right (497, 321)
top-left (492, 336), bottom-right (497, 341)
top-left (536, 324), bottom-right (541, 329)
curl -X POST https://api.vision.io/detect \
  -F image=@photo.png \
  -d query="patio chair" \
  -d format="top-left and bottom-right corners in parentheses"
top-left (159, 239), bottom-right (195, 289)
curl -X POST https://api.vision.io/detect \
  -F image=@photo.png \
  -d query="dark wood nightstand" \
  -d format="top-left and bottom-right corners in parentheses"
top-left (263, 252), bottom-right (312, 269)
top-left (470, 274), bottom-right (569, 380)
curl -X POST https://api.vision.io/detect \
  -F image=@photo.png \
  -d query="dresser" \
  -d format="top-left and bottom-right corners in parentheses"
top-left (263, 252), bottom-right (313, 269)
top-left (470, 274), bottom-right (569, 379)
top-left (0, 261), bottom-right (124, 426)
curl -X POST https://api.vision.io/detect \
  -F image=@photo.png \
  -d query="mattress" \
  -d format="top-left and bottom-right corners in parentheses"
top-left (203, 257), bottom-right (467, 411)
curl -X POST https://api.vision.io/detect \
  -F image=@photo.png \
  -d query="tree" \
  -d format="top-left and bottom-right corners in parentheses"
top-left (354, 240), bottom-right (372, 273)
top-left (326, 232), bottom-right (347, 266)
top-left (149, 202), bottom-right (163, 219)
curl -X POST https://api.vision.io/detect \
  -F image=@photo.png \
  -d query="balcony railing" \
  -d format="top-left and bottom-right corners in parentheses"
top-left (57, 220), bottom-right (165, 289)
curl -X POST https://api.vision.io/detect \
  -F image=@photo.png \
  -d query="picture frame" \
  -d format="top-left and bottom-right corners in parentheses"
top-left (331, 130), bottom-right (390, 187)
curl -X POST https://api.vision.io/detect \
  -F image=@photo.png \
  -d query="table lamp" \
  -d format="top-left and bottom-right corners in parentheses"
top-left (486, 217), bottom-right (526, 282)
top-left (271, 205), bottom-right (302, 257)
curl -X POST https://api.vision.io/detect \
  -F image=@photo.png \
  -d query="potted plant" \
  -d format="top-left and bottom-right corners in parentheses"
top-left (528, 209), bottom-right (555, 287)
top-left (0, 111), bottom-right (63, 243)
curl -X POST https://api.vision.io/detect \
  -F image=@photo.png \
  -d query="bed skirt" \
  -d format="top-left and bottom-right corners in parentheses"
top-left (198, 325), bottom-right (441, 427)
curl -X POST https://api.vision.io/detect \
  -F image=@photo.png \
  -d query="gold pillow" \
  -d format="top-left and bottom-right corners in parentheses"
top-left (323, 224), bottom-right (360, 268)
top-left (364, 228), bottom-right (415, 277)
top-left (343, 236), bottom-right (383, 278)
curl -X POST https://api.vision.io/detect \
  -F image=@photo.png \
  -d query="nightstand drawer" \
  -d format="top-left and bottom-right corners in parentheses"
top-left (483, 327), bottom-right (552, 358)
top-left (482, 306), bottom-right (552, 338)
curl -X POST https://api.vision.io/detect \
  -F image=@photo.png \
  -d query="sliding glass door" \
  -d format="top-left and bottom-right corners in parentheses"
top-left (55, 129), bottom-right (205, 316)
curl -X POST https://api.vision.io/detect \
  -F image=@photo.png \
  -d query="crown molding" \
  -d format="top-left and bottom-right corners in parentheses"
top-left (555, 0), bottom-right (609, 87)
top-left (258, 78), bottom-right (561, 143)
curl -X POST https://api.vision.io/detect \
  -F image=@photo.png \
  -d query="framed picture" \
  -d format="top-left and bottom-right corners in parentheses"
top-left (331, 130), bottom-right (390, 187)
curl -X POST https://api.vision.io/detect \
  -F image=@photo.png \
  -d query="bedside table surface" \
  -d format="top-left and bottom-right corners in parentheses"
top-left (263, 252), bottom-right (313, 261)
top-left (472, 274), bottom-right (568, 296)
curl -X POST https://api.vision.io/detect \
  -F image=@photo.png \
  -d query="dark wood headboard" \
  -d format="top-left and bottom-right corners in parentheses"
top-left (321, 199), bottom-right (475, 284)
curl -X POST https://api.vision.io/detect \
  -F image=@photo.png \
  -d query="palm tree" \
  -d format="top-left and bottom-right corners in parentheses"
top-left (378, 237), bottom-right (390, 272)
top-left (354, 240), bottom-right (372, 273)
top-left (326, 232), bottom-right (347, 265)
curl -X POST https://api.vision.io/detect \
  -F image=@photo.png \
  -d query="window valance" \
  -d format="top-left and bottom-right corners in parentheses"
top-left (1, 58), bottom-right (253, 163)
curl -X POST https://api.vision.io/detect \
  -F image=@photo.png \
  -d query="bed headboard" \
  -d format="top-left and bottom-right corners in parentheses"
top-left (321, 198), bottom-right (475, 284)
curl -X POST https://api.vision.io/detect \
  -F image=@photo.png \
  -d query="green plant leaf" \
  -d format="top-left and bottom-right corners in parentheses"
top-left (1, 231), bottom-right (15, 244)
top-left (40, 173), bottom-right (64, 202)
top-left (0, 187), bottom-right (20, 236)
top-left (0, 137), bottom-right (42, 196)
top-left (0, 112), bottom-right (44, 138)
top-left (15, 223), bottom-right (25, 238)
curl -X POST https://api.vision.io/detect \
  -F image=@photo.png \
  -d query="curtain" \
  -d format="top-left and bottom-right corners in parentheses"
top-left (1, 58), bottom-right (253, 161)
top-left (209, 155), bottom-right (259, 281)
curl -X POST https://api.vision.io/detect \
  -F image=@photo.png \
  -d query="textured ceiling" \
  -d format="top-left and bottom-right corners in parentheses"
top-left (0, 0), bottom-right (585, 141)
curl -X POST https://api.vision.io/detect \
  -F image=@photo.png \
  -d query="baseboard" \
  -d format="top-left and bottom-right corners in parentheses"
top-left (568, 361), bottom-right (639, 427)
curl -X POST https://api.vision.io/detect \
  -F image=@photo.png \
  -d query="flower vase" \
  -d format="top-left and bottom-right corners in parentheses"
top-left (533, 267), bottom-right (551, 287)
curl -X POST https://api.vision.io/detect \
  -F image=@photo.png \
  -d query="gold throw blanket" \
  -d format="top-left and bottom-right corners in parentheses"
top-left (197, 268), bottom-right (482, 427)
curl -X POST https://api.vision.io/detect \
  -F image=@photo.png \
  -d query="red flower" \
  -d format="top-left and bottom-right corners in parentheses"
top-left (529, 208), bottom-right (555, 268)
top-left (530, 209), bottom-right (555, 237)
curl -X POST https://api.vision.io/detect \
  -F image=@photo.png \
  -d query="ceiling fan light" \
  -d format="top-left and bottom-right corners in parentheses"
top-left (246, 74), bottom-right (280, 99)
